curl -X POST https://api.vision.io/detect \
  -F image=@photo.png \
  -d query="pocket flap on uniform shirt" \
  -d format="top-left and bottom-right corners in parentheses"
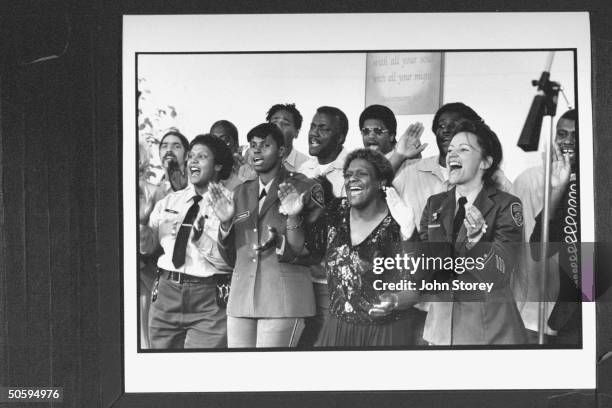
top-left (233, 211), bottom-right (250, 224)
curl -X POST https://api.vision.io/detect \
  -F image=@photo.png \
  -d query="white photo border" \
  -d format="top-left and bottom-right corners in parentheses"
top-left (123, 12), bottom-right (595, 392)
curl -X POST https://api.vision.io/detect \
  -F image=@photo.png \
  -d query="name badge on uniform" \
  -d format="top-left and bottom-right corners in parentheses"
top-left (164, 209), bottom-right (179, 214)
top-left (428, 224), bottom-right (441, 228)
top-left (233, 210), bottom-right (250, 224)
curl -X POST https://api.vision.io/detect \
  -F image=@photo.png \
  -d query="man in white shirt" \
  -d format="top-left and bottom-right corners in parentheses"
top-left (296, 106), bottom-right (350, 346)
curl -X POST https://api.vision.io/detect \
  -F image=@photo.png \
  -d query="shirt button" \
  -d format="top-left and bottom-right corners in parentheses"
top-left (252, 258), bottom-right (256, 262)
top-left (253, 228), bottom-right (257, 232)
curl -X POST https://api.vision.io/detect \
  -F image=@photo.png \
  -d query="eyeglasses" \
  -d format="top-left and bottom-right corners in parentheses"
top-left (361, 127), bottom-right (389, 136)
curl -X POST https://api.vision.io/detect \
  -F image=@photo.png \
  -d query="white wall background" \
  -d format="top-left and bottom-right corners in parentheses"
top-left (138, 50), bottom-right (575, 183)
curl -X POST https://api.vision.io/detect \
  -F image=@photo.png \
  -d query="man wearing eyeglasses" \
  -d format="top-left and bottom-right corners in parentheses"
top-left (359, 104), bottom-right (398, 158)
top-left (511, 109), bottom-right (580, 345)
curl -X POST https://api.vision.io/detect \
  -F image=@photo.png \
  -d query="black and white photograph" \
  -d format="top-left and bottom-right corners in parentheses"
top-left (123, 12), bottom-right (596, 393)
top-left (7, 4), bottom-right (612, 407)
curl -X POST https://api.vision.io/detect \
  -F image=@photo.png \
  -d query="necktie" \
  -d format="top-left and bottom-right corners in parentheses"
top-left (259, 188), bottom-right (267, 211)
top-left (452, 196), bottom-right (467, 243)
top-left (172, 195), bottom-right (202, 268)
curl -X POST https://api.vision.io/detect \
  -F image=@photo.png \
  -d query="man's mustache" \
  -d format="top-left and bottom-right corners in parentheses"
top-left (163, 153), bottom-right (177, 161)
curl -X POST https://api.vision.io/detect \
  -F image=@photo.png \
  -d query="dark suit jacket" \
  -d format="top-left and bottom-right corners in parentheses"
top-left (419, 184), bottom-right (526, 345)
top-left (218, 166), bottom-right (323, 318)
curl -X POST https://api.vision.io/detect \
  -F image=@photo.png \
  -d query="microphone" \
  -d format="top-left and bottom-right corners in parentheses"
top-left (517, 52), bottom-right (559, 152)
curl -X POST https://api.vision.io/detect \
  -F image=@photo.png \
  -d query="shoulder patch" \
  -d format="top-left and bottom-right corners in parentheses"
top-left (510, 202), bottom-right (523, 227)
top-left (310, 183), bottom-right (325, 208)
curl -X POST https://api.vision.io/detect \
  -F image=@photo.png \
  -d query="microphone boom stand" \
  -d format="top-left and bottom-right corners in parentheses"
top-left (517, 54), bottom-right (560, 345)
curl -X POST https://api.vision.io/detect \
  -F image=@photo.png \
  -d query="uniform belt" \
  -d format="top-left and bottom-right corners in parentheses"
top-left (159, 268), bottom-right (215, 284)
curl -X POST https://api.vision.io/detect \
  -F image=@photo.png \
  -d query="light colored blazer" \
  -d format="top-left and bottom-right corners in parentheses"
top-left (218, 166), bottom-right (322, 318)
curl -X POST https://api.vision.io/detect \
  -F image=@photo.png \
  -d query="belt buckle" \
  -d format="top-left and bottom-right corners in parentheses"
top-left (169, 271), bottom-right (183, 284)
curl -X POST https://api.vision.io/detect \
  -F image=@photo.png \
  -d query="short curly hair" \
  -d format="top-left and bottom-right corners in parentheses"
top-left (188, 133), bottom-right (234, 180)
top-left (343, 148), bottom-right (394, 187)
top-left (359, 104), bottom-right (397, 136)
top-left (266, 103), bottom-right (303, 130)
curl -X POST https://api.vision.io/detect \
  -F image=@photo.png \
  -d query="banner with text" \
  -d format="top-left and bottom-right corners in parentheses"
top-left (365, 52), bottom-right (443, 115)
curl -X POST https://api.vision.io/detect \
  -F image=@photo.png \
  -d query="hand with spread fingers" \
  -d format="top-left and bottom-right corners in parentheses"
top-left (464, 205), bottom-right (487, 241)
top-left (138, 181), bottom-right (155, 225)
top-left (208, 182), bottom-right (235, 226)
top-left (551, 140), bottom-right (572, 192)
top-left (394, 122), bottom-right (428, 159)
top-left (278, 182), bottom-right (306, 217)
top-left (167, 159), bottom-right (188, 191)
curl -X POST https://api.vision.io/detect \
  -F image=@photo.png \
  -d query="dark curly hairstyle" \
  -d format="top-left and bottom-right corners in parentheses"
top-left (431, 102), bottom-right (484, 134)
top-left (343, 148), bottom-right (394, 187)
top-left (188, 133), bottom-right (234, 180)
top-left (359, 104), bottom-right (397, 137)
top-left (266, 103), bottom-right (303, 130)
top-left (452, 120), bottom-right (503, 186)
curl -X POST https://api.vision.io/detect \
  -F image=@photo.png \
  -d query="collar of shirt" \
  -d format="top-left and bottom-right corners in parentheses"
top-left (258, 177), bottom-right (275, 196)
top-left (283, 147), bottom-right (299, 169)
top-left (298, 147), bottom-right (348, 177)
top-left (454, 184), bottom-right (483, 209)
top-left (416, 155), bottom-right (447, 182)
top-left (325, 147), bottom-right (349, 174)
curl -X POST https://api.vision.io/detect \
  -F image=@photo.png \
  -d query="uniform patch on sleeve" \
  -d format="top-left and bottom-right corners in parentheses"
top-left (310, 183), bottom-right (325, 208)
top-left (510, 202), bottom-right (523, 227)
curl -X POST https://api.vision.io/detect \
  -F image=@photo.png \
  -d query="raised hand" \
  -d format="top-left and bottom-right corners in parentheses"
top-left (236, 150), bottom-right (257, 181)
top-left (394, 122), bottom-right (428, 159)
top-left (551, 141), bottom-right (572, 191)
top-left (278, 182), bottom-right (306, 217)
top-left (208, 182), bottom-right (235, 225)
top-left (167, 159), bottom-right (188, 191)
top-left (138, 181), bottom-right (155, 225)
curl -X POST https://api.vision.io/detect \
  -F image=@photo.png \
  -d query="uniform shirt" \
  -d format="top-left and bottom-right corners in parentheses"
top-left (140, 184), bottom-right (230, 277)
top-left (455, 185), bottom-right (483, 213)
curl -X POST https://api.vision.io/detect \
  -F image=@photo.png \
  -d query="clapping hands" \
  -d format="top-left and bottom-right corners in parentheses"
top-left (208, 182), bottom-right (235, 227)
top-left (278, 182), bottom-right (306, 217)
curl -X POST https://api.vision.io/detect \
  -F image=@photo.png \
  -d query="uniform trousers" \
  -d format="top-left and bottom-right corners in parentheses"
top-left (148, 274), bottom-right (227, 349)
top-left (227, 316), bottom-right (305, 348)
